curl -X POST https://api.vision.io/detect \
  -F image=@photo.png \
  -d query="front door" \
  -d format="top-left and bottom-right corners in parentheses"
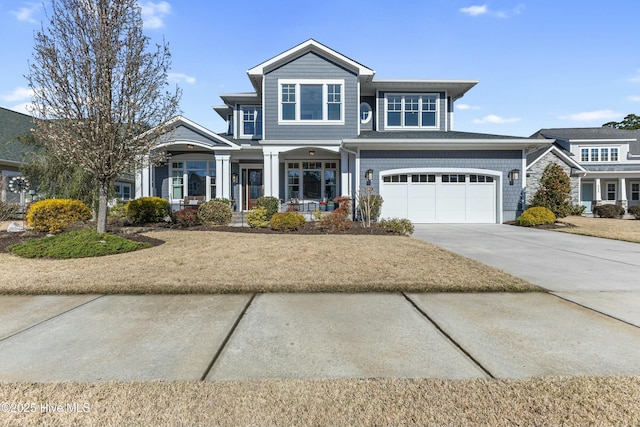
top-left (581, 182), bottom-right (594, 213)
top-left (244, 169), bottom-right (263, 210)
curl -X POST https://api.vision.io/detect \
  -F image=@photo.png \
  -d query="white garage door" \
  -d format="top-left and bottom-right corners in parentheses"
top-left (380, 172), bottom-right (497, 223)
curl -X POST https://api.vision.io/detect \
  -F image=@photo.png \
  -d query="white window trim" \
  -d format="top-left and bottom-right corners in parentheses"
top-left (384, 93), bottom-right (440, 130)
top-left (631, 181), bottom-right (640, 201)
top-left (239, 105), bottom-right (262, 139)
top-left (605, 181), bottom-right (617, 201)
top-left (278, 79), bottom-right (345, 125)
top-left (169, 158), bottom-right (217, 202)
top-left (360, 102), bottom-right (372, 124)
top-left (579, 146), bottom-right (620, 162)
top-left (285, 160), bottom-right (339, 201)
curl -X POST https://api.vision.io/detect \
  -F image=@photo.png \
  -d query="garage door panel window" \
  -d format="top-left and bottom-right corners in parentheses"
top-left (411, 174), bottom-right (435, 183)
top-left (383, 174), bottom-right (408, 183)
top-left (441, 174), bottom-right (466, 183)
top-left (469, 175), bottom-right (494, 183)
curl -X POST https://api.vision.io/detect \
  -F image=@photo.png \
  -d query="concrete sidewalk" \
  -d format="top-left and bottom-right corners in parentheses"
top-left (2, 292), bottom-right (640, 382)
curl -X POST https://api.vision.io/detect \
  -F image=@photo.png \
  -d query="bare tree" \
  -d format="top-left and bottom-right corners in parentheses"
top-left (28, 0), bottom-right (180, 233)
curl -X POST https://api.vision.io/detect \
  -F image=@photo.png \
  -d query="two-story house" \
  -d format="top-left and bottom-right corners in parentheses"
top-left (136, 39), bottom-right (543, 223)
top-left (528, 128), bottom-right (640, 213)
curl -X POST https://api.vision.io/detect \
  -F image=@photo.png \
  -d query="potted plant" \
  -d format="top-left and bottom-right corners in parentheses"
top-left (320, 198), bottom-right (327, 211)
top-left (327, 200), bottom-right (335, 211)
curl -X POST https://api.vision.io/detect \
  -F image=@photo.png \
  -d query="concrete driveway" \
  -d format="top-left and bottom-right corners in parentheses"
top-left (412, 224), bottom-right (640, 326)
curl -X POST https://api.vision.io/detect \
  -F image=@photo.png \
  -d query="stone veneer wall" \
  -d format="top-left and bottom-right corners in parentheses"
top-left (526, 151), bottom-right (579, 205)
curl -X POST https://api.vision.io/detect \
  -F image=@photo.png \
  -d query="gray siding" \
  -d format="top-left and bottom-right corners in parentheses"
top-left (376, 92), bottom-right (448, 132)
top-left (264, 52), bottom-right (358, 140)
top-left (360, 150), bottom-right (523, 221)
top-left (153, 165), bottom-right (169, 199)
top-left (161, 125), bottom-right (225, 148)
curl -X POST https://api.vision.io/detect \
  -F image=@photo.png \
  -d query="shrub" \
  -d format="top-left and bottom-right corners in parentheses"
top-left (531, 163), bottom-right (572, 218)
top-left (357, 189), bottom-right (383, 227)
top-left (517, 206), bottom-right (556, 227)
top-left (270, 212), bottom-right (306, 232)
top-left (126, 197), bottom-right (169, 224)
top-left (316, 196), bottom-right (353, 232)
top-left (592, 204), bottom-right (625, 219)
top-left (247, 206), bottom-right (269, 228)
top-left (256, 196), bottom-right (279, 220)
top-left (569, 204), bottom-right (586, 216)
top-left (174, 208), bottom-right (200, 227)
top-left (378, 218), bottom-right (414, 236)
top-left (628, 205), bottom-right (640, 219)
top-left (0, 200), bottom-right (19, 221)
top-left (26, 199), bottom-right (92, 233)
top-left (198, 199), bottom-right (232, 225)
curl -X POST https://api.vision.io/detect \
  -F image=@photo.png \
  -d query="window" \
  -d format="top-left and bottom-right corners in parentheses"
top-left (186, 161), bottom-right (207, 197)
top-left (240, 106), bottom-right (262, 138)
top-left (279, 79), bottom-right (344, 123)
top-left (114, 183), bottom-right (132, 200)
top-left (385, 94), bottom-right (439, 128)
top-left (442, 174), bottom-right (466, 183)
top-left (607, 183), bottom-right (617, 201)
top-left (287, 161), bottom-right (339, 200)
top-left (581, 149), bottom-right (589, 162)
top-left (632, 183), bottom-right (640, 201)
top-left (170, 160), bottom-right (217, 199)
top-left (411, 174), bottom-right (435, 183)
top-left (209, 163), bottom-right (216, 197)
top-left (581, 147), bottom-right (620, 162)
top-left (171, 162), bottom-right (183, 199)
top-left (360, 102), bottom-right (372, 124)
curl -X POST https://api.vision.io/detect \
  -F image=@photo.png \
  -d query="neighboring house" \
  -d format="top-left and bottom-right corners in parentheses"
top-left (529, 128), bottom-right (640, 213)
top-left (0, 106), bottom-right (135, 203)
top-left (0, 107), bottom-right (33, 203)
top-left (137, 39), bottom-right (545, 223)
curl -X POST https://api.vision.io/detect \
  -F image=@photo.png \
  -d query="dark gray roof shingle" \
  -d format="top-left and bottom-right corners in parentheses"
top-left (357, 130), bottom-right (526, 140)
top-left (0, 107), bottom-right (34, 164)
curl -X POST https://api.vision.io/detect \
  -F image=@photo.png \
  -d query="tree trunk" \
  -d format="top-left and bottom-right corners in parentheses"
top-left (97, 181), bottom-right (109, 234)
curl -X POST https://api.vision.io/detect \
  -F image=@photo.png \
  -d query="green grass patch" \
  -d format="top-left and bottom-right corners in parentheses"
top-left (8, 229), bottom-right (151, 259)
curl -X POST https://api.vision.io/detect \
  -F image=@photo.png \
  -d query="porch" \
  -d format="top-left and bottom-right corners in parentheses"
top-left (580, 176), bottom-right (640, 213)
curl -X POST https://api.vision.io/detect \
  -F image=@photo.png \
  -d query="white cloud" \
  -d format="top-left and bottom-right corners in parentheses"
top-left (460, 5), bottom-right (488, 16)
top-left (460, 3), bottom-right (524, 18)
top-left (0, 87), bottom-right (33, 103)
top-left (628, 96), bottom-right (640, 102)
top-left (472, 114), bottom-right (520, 124)
top-left (559, 110), bottom-right (621, 121)
top-left (8, 102), bottom-right (34, 116)
top-left (140, 1), bottom-right (171, 29)
top-left (456, 103), bottom-right (480, 110)
top-left (11, 3), bottom-right (39, 24)
top-left (168, 73), bottom-right (196, 85)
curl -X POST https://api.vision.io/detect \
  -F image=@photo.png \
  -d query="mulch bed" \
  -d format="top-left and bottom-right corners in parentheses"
top-left (0, 221), bottom-right (395, 254)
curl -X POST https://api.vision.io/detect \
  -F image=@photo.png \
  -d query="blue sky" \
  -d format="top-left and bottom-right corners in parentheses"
top-left (1, 0), bottom-right (639, 137)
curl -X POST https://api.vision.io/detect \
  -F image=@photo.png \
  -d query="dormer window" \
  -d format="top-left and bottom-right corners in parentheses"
top-left (385, 94), bottom-right (438, 129)
top-left (580, 147), bottom-right (619, 162)
top-left (278, 79), bottom-right (344, 124)
top-left (240, 106), bottom-right (262, 139)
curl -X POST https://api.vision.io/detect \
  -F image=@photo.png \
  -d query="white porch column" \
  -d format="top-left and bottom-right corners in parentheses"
top-left (270, 152), bottom-right (279, 199)
top-left (620, 177), bottom-right (628, 209)
top-left (341, 150), bottom-right (350, 196)
top-left (595, 178), bottom-right (601, 203)
top-left (205, 176), bottom-right (211, 200)
top-left (140, 157), bottom-right (151, 198)
top-left (215, 153), bottom-right (231, 199)
top-left (263, 152), bottom-right (272, 196)
top-left (183, 172), bottom-right (188, 199)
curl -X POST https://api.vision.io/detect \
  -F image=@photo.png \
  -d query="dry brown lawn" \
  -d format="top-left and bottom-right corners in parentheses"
top-left (2, 377), bottom-right (640, 426)
top-left (0, 230), bottom-right (538, 294)
top-left (559, 216), bottom-right (640, 243)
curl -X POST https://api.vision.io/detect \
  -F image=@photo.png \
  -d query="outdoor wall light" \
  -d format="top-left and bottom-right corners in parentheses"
top-left (232, 172), bottom-right (238, 183)
top-left (309, 150), bottom-right (315, 156)
top-left (186, 144), bottom-right (194, 149)
top-left (365, 169), bottom-right (374, 186)
top-left (508, 169), bottom-right (520, 185)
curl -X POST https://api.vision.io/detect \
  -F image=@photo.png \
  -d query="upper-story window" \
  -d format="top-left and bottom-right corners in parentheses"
top-left (240, 106), bottom-right (262, 139)
top-left (385, 94), bottom-right (438, 129)
top-left (360, 102), bottom-right (372, 124)
top-left (278, 79), bottom-right (344, 124)
top-left (580, 147), bottom-right (619, 162)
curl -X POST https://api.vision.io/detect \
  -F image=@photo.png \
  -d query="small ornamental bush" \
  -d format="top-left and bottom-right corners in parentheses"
top-left (26, 199), bottom-right (92, 233)
top-left (378, 218), bottom-right (414, 236)
top-left (126, 197), bottom-right (169, 224)
top-left (270, 212), bottom-right (306, 232)
top-left (569, 204), bottom-right (586, 216)
top-left (108, 201), bottom-right (128, 220)
top-left (628, 205), bottom-right (640, 219)
top-left (317, 196), bottom-right (353, 232)
top-left (592, 204), bottom-right (625, 219)
top-left (517, 206), bottom-right (556, 227)
top-left (255, 196), bottom-right (279, 220)
top-left (246, 206), bottom-right (269, 228)
top-left (0, 200), bottom-right (19, 221)
top-left (174, 208), bottom-right (200, 227)
top-left (198, 199), bottom-right (232, 225)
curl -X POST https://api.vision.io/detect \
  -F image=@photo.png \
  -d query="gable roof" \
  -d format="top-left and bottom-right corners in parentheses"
top-left (526, 142), bottom-right (585, 172)
top-left (154, 116), bottom-right (241, 150)
top-left (246, 39), bottom-right (376, 93)
top-left (531, 127), bottom-right (639, 141)
top-left (0, 107), bottom-right (34, 165)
